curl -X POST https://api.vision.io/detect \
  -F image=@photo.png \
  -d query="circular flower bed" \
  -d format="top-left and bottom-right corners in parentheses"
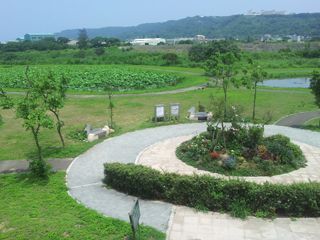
top-left (176, 124), bottom-right (306, 176)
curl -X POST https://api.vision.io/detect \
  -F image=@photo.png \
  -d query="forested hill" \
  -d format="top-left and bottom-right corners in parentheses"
top-left (56, 13), bottom-right (320, 40)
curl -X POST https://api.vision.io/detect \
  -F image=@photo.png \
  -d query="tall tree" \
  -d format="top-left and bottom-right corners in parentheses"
top-left (205, 52), bottom-right (238, 118)
top-left (77, 28), bottom-right (89, 49)
top-left (243, 59), bottom-right (268, 121)
top-left (16, 68), bottom-right (54, 177)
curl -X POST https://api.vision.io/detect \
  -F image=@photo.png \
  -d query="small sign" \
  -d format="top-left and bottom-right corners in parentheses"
top-left (170, 103), bottom-right (180, 117)
top-left (155, 104), bottom-right (165, 118)
top-left (129, 199), bottom-right (140, 239)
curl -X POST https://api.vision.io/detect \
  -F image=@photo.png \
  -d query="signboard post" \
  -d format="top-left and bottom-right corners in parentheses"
top-left (129, 199), bottom-right (140, 240)
top-left (154, 104), bottom-right (165, 122)
top-left (170, 103), bottom-right (180, 120)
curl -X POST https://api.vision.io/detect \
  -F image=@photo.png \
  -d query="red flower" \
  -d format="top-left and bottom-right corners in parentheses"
top-left (210, 151), bottom-right (220, 159)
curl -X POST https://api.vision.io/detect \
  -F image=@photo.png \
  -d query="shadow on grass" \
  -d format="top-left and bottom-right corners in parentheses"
top-left (302, 125), bottom-right (320, 132)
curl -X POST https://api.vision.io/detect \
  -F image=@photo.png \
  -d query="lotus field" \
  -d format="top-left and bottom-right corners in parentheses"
top-left (0, 65), bottom-right (182, 91)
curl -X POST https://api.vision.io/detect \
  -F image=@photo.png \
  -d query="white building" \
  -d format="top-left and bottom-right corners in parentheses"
top-left (130, 38), bottom-right (166, 46)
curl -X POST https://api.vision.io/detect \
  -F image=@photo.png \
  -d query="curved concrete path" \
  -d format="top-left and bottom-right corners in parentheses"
top-left (66, 123), bottom-right (320, 233)
top-left (275, 110), bottom-right (320, 128)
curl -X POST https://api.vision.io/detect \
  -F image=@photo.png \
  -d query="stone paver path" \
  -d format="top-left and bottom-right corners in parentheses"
top-left (66, 123), bottom-right (320, 237)
top-left (137, 135), bottom-right (320, 184)
top-left (168, 206), bottom-right (320, 240)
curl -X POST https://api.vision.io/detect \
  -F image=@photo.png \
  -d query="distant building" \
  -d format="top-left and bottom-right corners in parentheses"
top-left (24, 33), bottom-right (55, 42)
top-left (195, 35), bottom-right (206, 41)
top-left (67, 40), bottom-right (78, 46)
top-left (245, 10), bottom-right (287, 16)
top-left (130, 38), bottom-right (166, 46)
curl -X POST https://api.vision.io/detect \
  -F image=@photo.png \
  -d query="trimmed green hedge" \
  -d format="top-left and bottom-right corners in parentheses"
top-left (104, 163), bottom-right (320, 218)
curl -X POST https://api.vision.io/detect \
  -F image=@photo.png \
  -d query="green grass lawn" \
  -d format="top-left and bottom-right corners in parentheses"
top-left (0, 172), bottom-right (164, 240)
top-left (303, 117), bottom-right (320, 132)
top-left (0, 87), bottom-right (317, 160)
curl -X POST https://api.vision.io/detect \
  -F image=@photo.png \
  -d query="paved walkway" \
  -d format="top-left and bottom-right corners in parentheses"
top-left (137, 135), bottom-right (320, 184)
top-left (66, 123), bottom-right (320, 237)
top-left (0, 158), bottom-right (73, 173)
top-left (7, 84), bottom-right (207, 99)
top-left (275, 110), bottom-right (320, 128)
top-left (168, 206), bottom-right (320, 240)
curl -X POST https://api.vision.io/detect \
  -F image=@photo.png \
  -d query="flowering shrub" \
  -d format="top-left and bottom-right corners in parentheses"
top-left (176, 123), bottom-right (306, 176)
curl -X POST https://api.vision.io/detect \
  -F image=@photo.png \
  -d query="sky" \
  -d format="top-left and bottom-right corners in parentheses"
top-left (1, 0), bottom-right (320, 42)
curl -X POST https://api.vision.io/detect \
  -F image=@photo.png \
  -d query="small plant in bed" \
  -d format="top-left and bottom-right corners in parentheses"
top-left (176, 107), bottom-right (306, 176)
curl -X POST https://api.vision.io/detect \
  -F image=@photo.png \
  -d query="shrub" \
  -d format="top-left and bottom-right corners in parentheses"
top-left (264, 135), bottom-right (305, 167)
top-left (104, 163), bottom-right (320, 218)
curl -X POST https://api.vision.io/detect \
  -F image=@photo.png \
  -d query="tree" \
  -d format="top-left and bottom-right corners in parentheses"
top-left (31, 71), bottom-right (68, 147)
top-left (310, 71), bottom-right (320, 107)
top-left (16, 68), bottom-right (54, 177)
top-left (57, 37), bottom-right (70, 44)
top-left (205, 52), bottom-right (238, 118)
top-left (162, 53), bottom-right (179, 65)
top-left (243, 59), bottom-right (268, 121)
top-left (189, 40), bottom-right (241, 62)
top-left (16, 95), bottom-right (53, 177)
top-left (77, 29), bottom-right (89, 49)
top-left (95, 47), bottom-right (105, 56)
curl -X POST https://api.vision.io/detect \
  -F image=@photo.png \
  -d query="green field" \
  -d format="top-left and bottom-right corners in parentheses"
top-left (0, 86), bottom-right (317, 160)
top-left (0, 172), bottom-right (164, 240)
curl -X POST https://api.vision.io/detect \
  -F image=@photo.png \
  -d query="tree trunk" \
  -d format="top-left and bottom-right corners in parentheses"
top-left (223, 83), bottom-right (228, 119)
top-left (252, 81), bottom-right (258, 122)
top-left (108, 93), bottom-right (113, 128)
top-left (31, 126), bottom-right (42, 161)
top-left (52, 110), bottom-right (65, 147)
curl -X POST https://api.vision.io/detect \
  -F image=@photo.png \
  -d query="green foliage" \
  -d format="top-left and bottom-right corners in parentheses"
top-left (29, 70), bottom-right (68, 147)
top-left (94, 47), bottom-right (105, 56)
top-left (67, 128), bottom-right (87, 141)
top-left (0, 65), bottom-right (182, 91)
top-left (177, 121), bottom-right (306, 176)
top-left (16, 94), bottom-right (54, 177)
top-left (77, 29), bottom-right (89, 49)
top-left (104, 163), bottom-right (320, 218)
top-left (310, 71), bottom-right (320, 107)
top-left (189, 40), bottom-right (241, 62)
top-left (0, 172), bottom-right (165, 240)
top-left (162, 53), bottom-right (179, 65)
top-left (264, 135), bottom-right (305, 167)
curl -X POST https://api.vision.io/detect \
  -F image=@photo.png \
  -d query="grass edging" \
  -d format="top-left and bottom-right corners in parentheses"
top-left (104, 163), bottom-right (320, 219)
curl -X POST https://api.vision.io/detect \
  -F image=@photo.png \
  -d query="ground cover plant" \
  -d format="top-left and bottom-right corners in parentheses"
top-left (0, 172), bottom-right (165, 240)
top-left (0, 65), bottom-right (182, 91)
top-left (104, 163), bottom-right (320, 219)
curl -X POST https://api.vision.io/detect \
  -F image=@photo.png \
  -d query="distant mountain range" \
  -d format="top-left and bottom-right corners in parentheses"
top-left (56, 13), bottom-right (320, 40)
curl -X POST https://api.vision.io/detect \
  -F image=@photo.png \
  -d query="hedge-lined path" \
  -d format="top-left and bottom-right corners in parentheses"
top-left (137, 135), bottom-right (320, 184)
top-left (0, 158), bottom-right (73, 174)
top-left (275, 110), bottom-right (320, 128)
top-left (66, 123), bottom-right (320, 235)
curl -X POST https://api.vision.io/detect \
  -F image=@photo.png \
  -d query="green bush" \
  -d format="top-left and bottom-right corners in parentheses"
top-left (264, 135), bottom-right (305, 167)
top-left (104, 163), bottom-right (320, 218)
